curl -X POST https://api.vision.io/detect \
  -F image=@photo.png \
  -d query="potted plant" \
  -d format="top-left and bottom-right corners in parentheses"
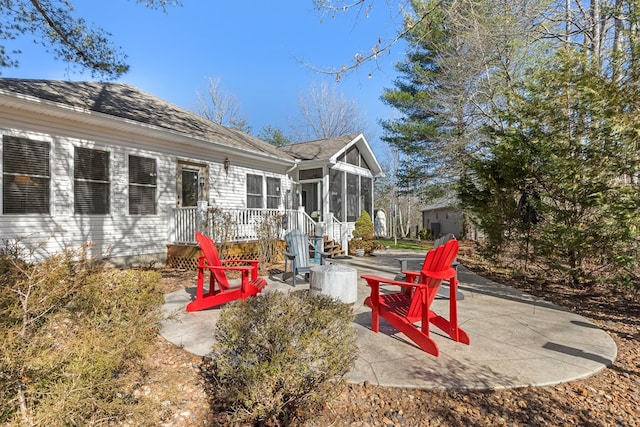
top-left (352, 239), bottom-right (366, 256)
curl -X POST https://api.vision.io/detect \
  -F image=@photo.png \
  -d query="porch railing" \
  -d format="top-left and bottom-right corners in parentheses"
top-left (331, 215), bottom-right (354, 253)
top-left (169, 207), bottom-right (321, 244)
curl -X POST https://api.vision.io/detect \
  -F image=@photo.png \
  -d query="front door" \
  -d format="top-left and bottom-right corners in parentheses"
top-left (177, 161), bottom-right (208, 207)
top-left (301, 181), bottom-right (322, 221)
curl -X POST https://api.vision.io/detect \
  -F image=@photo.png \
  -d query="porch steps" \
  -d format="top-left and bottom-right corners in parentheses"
top-left (312, 239), bottom-right (345, 258)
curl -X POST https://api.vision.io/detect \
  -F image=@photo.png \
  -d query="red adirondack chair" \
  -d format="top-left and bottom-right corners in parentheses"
top-left (186, 232), bottom-right (268, 312)
top-left (361, 239), bottom-right (470, 356)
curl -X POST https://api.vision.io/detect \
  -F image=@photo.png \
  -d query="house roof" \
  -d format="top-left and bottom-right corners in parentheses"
top-left (279, 133), bottom-right (384, 177)
top-left (421, 193), bottom-right (460, 211)
top-left (279, 134), bottom-right (357, 160)
top-left (0, 78), bottom-right (294, 162)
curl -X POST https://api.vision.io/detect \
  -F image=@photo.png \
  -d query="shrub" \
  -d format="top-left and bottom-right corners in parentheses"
top-left (0, 242), bottom-right (164, 425)
top-left (256, 212), bottom-right (285, 265)
top-left (351, 210), bottom-right (375, 255)
top-left (202, 291), bottom-right (358, 425)
top-left (352, 210), bottom-right (374, 240)
top-left (420, 227), bottom-right (434, 241)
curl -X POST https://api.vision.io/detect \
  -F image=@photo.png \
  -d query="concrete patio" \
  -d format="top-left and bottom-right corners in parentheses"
top-left (159, 249), bottom-right (617, 390)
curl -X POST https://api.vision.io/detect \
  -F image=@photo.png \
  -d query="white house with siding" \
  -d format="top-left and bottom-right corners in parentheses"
top-left (0, 78), bottom-right (383, 265)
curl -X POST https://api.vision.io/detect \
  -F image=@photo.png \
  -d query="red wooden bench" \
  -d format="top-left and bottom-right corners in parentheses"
top-left (361, 239), bottom-right (470, 356)
top-left (186, 232), bottom-right (268, 312)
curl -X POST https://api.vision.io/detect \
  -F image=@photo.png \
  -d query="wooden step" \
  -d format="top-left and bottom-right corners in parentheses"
top-left (317, 239), bottom-right (345, 258)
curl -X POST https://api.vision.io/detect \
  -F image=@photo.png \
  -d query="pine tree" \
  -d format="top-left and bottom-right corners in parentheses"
top-left (462, 50), bottom-right (640, 284)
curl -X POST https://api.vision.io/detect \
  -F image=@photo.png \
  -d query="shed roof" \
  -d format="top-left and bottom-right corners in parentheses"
top-left (0, 78), bottom-right (293, 161)
top-left (421, 193), bottom-right (460, 211)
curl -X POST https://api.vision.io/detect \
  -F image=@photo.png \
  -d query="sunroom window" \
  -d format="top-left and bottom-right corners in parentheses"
top-left (2, 136), bottom-right (50, 214)
top-left (74, 147), bottom-right (110, 214)
top-left (346, 172), bottom-right (359, 222)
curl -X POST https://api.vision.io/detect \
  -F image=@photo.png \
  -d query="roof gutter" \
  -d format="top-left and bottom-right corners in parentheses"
top-left (0, 90), bottom-right (295, 168)
top-left (286, 159), bottom-right (300, 174)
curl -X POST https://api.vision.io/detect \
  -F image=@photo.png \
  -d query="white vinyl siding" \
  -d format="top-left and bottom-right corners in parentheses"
top-left (0, 102), bottom-right (293, 263)
top-left (0, 122), bottom-right (176, 261)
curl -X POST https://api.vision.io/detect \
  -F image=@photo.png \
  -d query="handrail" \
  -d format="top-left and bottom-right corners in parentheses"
top-left (171, 207), bottom-right (325, 244)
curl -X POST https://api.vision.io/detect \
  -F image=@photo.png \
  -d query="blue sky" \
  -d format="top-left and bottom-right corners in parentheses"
top-left (1, 1), bottom-right (408, 161)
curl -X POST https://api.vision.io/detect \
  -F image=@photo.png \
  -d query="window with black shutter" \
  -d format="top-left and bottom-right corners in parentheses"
top-left (2, 136), bottom-right (50, 214)
top-left (129, 155), bottom-right (157, 215)
top-left (74, 147), bottom-right (110, 214)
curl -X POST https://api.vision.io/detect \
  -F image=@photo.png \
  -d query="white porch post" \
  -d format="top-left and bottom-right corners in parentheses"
top-left (167, 206), bottom-right (176, 244)
top-left (326, 212), bottom-right (334, 242)
top-left (297, 206), bottom-right (306, 233)
top-left (341, 225), bottom-right (350, 254)
top-left (197, 201), bottom-right (209, 233)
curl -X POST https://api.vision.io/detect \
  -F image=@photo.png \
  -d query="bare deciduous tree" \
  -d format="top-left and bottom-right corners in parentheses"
top-left (289, 80), bottom-right (369, 141)
top-left (195, 76), bottom-right (251, 133)
top-left (308, 0), bottom-right (436, 81)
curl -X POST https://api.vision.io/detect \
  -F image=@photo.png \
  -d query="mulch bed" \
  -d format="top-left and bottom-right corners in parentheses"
top-left (145, 254), bottom-right (639, 426)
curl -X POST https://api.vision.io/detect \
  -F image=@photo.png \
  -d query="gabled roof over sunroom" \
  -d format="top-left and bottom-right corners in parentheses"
top-left (278, 133), bottom-right (383, 177)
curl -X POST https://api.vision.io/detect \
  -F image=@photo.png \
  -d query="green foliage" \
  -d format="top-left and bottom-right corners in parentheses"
top-left (462, 50), bottom-right (640, 285)
top-left (419, 227), bottom-right (433, 241)
top-left (351, 210), bottom-right (375, 254)
top-left (375, 238), bottom-right (432, 251)
top-left (0, 243), bottom-right (164, 425)
top-left (379, 0), bottom-right (447, 181)
top-left (352, 210), bottom-right (374, 241)
top-left (257, 124), bottom-right (293, 147)
top-left (0, 1), bottom-right (180, 79)
top-left (202, 291), bottom-right (358, 425)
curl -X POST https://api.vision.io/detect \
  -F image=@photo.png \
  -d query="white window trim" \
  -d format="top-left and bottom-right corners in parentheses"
top-left (246, 173), bottom-right (283, 210)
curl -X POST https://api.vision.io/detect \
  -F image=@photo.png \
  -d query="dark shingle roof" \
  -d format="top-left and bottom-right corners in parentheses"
top-left (422, 193), bottom-right (460, 211)
top-left (0, 78), bottom-right (291, 160)
top-left (278, 134), bottom-right (358, 160)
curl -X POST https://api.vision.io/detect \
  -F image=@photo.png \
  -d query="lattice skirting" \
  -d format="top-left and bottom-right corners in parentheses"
top-left (166, 241), bottom-right (285, 270)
